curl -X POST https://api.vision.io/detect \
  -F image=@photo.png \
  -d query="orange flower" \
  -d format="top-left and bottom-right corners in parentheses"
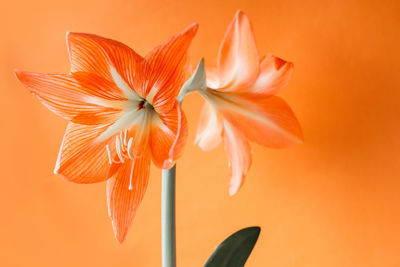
top-left (193, 11), bottom-right (303, 195)
top-left (15, 24), bottom-right (198, 243)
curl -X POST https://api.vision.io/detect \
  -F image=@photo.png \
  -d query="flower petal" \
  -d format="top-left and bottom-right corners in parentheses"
top-left (217, 10), bottom-right (259, 91)
top-left (150, 101), bottom-right (188, 169)
top-left (249, 54), bottom-right (294, 96)
top-left (205, 67), bottom-right (220, 89)
top-left (223, 121), bottom-right (252, 195)
top-left (144, 23), bottom-right (198, 113)
top-left (217, 94), bottom-right (303, 148)
top-left (67, 32), bottom-right (143, 99)
top-left (55, 122), bottom-right (115, 183)
top-left (15, 70), bottom-right (124, 125)
top-left (195, 101), bottom-right (223, 151)
top-left (106, 149), bottom-right (151, 243)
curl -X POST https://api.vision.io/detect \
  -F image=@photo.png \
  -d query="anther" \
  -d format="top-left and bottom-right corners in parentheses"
top-left (123, 129), bottom-right (128, 146)
top-left (106, 145), bottom-right (113, 164)
top-left (127, 137), bottom-right (134, 159)
top-left (115, 137), bottom-right (124, 163)
top-left (128, 159), bottom-right (135, 190)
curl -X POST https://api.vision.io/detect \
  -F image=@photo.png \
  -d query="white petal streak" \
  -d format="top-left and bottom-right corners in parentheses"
top-left (110, 66), bottom-right (140, 101)
top-left (146, 84), bottom-right (159, 104)
top-left (96, 109), bottom-right (144, 141)
top-left (212, 94), bottom-right (301, 144)
top-left (195, 101), bottom-right (223, 151)
top-left (223, 121), bottom-right (250, 195)
top-left (153, 115), bottom-right (174, 138)
top-left (84, 96), bottom-right (130, 109)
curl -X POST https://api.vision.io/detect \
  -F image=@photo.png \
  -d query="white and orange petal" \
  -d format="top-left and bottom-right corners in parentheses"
top-left (55, 122), bottom-right (115, 183)
top-left (150, 101), bottom-right (188, 169)
top-left (66, 32), bottom-right (144, 100)
top-left (249, 54), bottom-right (294, 96)
top-left (222, 121), bottom-right (252, 196)
top-left (216, 10), bottom-right (259, 91)
top-left (106, 148), bottom-right (151, 243)
top-left (144, 23), bottom-right (198, 114)
top-left (195, 100), bottom-right (223, 151)
top-left (15, 70), bottom-right (124, 125)
top-left (217, 94), bottom-right (303, 148)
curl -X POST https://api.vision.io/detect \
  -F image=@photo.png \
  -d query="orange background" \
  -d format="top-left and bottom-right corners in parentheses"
top-left (2, 0), bottom-right (400, 266)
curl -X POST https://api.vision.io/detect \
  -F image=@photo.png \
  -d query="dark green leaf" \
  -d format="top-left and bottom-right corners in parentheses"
top-left (204, 226), bottom-right (261, 267)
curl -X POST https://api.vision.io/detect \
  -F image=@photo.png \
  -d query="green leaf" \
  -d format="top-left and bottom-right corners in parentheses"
top-left (204, 226), bottom-right (261, 267)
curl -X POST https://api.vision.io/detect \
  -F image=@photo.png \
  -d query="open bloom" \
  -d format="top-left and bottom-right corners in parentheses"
top-left (193, 11), bottom-right (303, 195)
top-left (15, 24), bottom-right (198, 242)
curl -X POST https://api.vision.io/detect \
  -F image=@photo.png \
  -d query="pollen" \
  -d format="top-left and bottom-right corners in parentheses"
top-left (138, 99), bottom-right (154, 111)
top-left (138, 100), bottom-right (145, 110)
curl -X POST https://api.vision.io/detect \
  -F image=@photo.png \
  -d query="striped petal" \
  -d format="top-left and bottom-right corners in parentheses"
top-left (150, 101), bottom-right (188, 169)
top-left (249, 54), bottom-right (294, 96)
top-left (223, 122), bottom-right (252, 195)
top-left (217, 10), bottom-right (259, 91)
top-left (215, 94), bottom-right (303, 148)
top-left (106, 149), bottom-right (151, 243)
top-left (15, 70), bottom-right (123, 125)
top-left (195, 100), bottom-right (223, 151)
top-left (67, 32), bottom-right (143, 99)
top-left (144, 23), bottom-right (198, 114)
top-left (55, 122), bottom-right (115, 183)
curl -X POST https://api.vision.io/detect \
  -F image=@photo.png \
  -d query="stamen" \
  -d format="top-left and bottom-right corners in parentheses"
top-left (118, 132), bottom-right (125, 152)
top-left (127, 137), bottom-right (134, 159)
top-left (128, 159), bottom-right (135, 190)
top-left (115, 137), bottom-right (124, 163)
top-left (123, 129), bottom-right (128, 146)
top-left (106, 145), bottom-right (113, 164)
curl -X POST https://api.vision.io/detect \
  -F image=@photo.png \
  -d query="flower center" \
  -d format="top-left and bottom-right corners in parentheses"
top-left (137, 99), bottom-right (154, 111)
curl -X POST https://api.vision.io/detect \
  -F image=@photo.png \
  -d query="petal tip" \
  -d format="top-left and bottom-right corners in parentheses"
top-left (235, 9), bottom-right (244, 17)
top-left (110, 215), bottom-right (129, 243)
top-left (185, 22), bottom-right (199, 34)
top-left (14, 70), bottom-right (33, 88)
top-left (65, 31), bottom-right (80, 39)
top-left (229, 184), bottom-right (240, 196)
top-left (113, 227), bottom-right (128, 244)
top-left (235, 9), bottom-right (249, 22)
top-left (14, 69), bottom-right (24, 80)
top-left (161, 158), bottom-right (175, 170)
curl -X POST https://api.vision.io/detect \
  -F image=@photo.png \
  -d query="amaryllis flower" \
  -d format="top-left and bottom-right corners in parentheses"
top-left (15, 24), bottom-right (198, 242)
top-left (190, 11), bottom-right (303, 195)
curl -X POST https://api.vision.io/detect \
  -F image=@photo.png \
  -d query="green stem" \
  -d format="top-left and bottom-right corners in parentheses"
top-left (162, 165), bottom-right (176, 267)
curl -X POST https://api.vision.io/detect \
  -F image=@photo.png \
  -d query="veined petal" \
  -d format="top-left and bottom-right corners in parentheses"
top-left (150, 101), bottom-right (188, 169)
top-left (223, 122), bottom-right (252, 195)
top-left (144, 23), bottom-right (198, 114)
top-left (126, 111), bottom-right (152, 159)
top-left (249, 54), bottom-right (294, 96)
top-left (15, 70), bottom-right (123, 125)
top-left (107, 149), bottom-right (151, 243)
top-left (55, 122), bottom-right (115, 183)
top-left (214, 93), bottom-right (303, 148)
top-left (67, 32), bottom-right (143, 99)
top-left (195, 100), bottom-right (223, 151)
top-left (217, 10), bottom-right (259, 91)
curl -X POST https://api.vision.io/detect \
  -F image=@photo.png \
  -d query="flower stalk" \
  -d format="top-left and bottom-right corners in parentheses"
top-left (162, 165), bottom-right (177, 267)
